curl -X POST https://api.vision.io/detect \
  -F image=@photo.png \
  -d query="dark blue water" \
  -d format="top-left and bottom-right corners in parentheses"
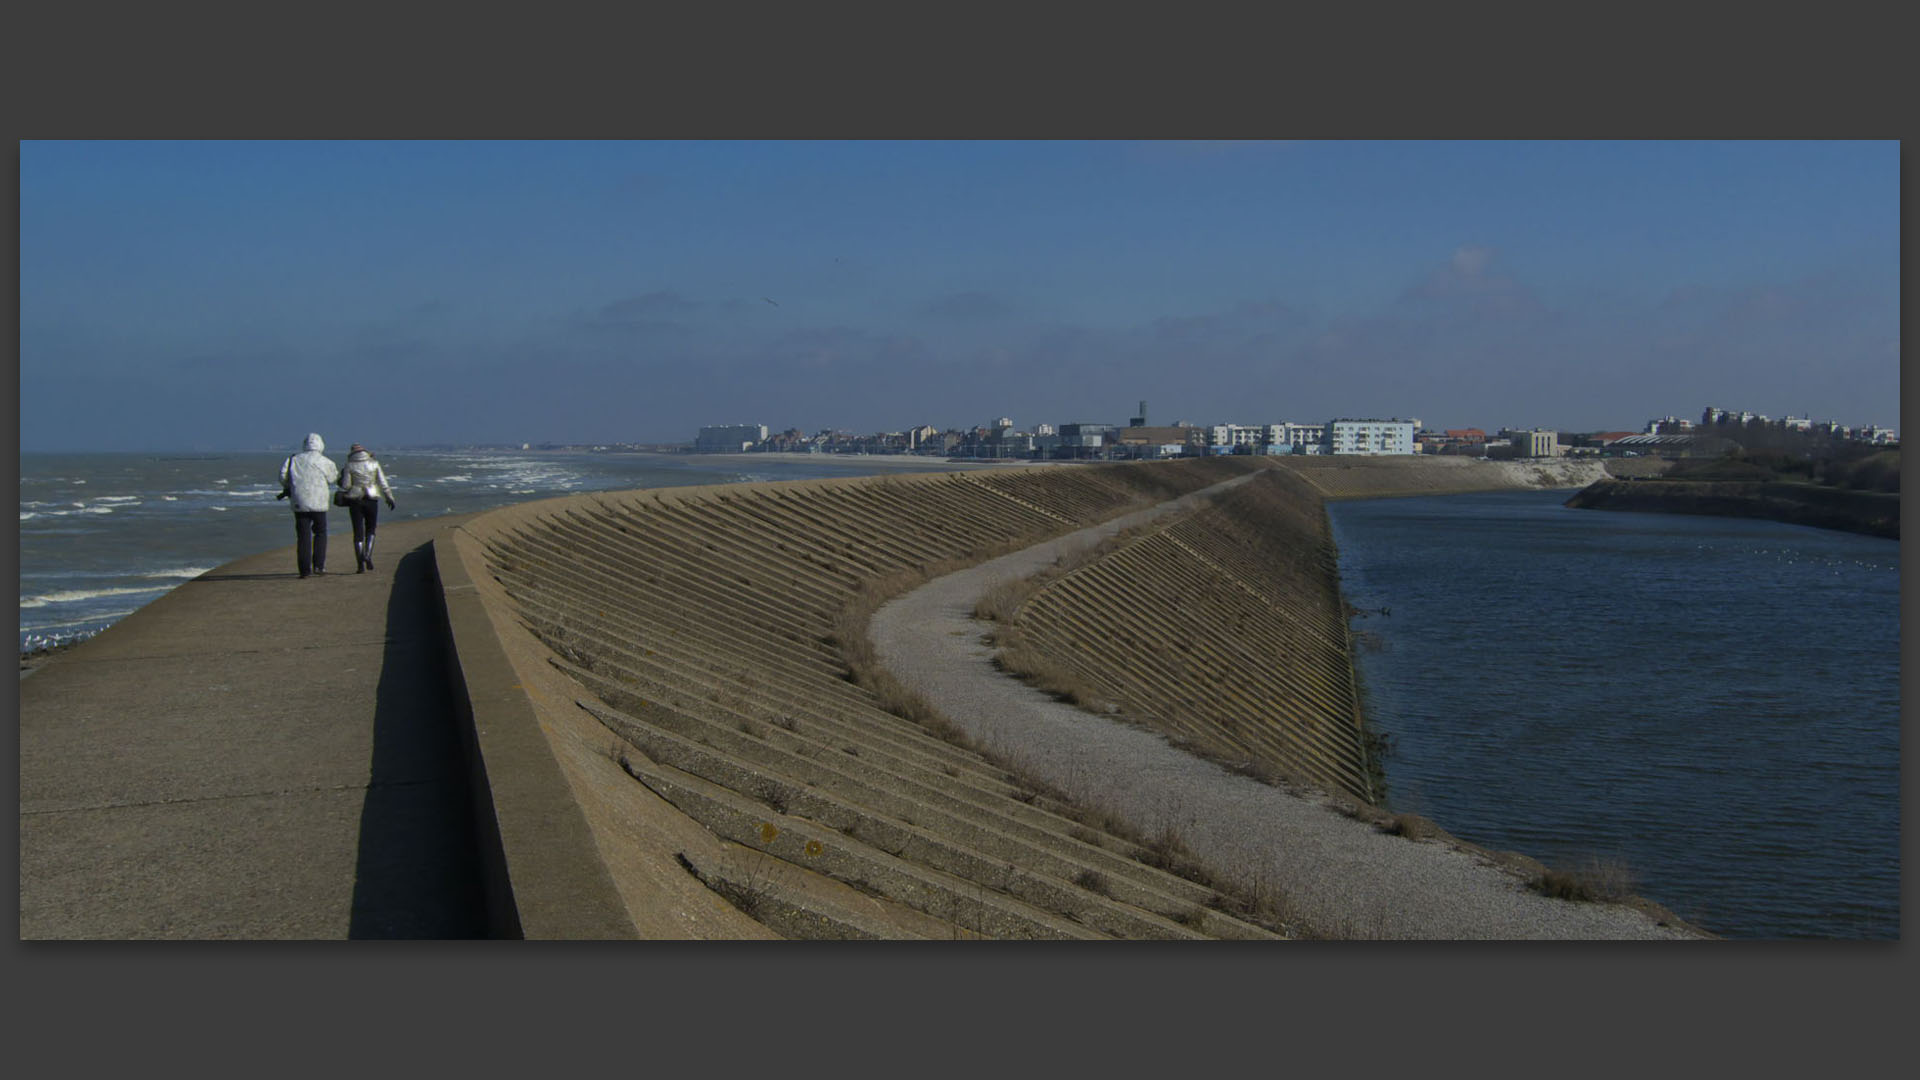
top-left (1327, 491), bottom-right (1900, 939)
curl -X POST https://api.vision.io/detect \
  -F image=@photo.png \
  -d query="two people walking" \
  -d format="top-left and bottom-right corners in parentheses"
top-left (278, 433), bottom-right (397, 578)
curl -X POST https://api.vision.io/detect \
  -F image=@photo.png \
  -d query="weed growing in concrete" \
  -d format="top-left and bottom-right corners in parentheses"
top-left (713, 846), bottom-right (794, 921)
top-left (1136, 828), bottom-right (1218, 891)
top-left (1073, 869), bottom-right (1113, 897)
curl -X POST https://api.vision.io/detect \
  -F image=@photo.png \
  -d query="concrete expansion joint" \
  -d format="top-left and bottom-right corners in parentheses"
top-left (23, 779), bottom-right (388, 815)
top-left (19, 639), bottom-right (389, 665)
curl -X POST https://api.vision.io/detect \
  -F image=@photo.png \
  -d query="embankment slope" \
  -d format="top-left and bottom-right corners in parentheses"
top-left (444, 454), bottom-right (1701, 938)
top-left (1274, 454), bottom-right (1611, 498)
top-left (442, 458), bottom-right (1290, 938)
top-left (1565, 478), bottom-right (1898, 539)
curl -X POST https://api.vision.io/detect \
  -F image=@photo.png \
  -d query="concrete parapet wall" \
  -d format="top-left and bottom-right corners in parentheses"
top-left (433, 528), bottom-right (642, 938)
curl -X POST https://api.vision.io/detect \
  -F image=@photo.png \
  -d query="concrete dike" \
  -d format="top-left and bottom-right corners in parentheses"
top-left (433, 453), bottom-right (1697, 938)
top-left (21, 453), bottom-right (1697, 938)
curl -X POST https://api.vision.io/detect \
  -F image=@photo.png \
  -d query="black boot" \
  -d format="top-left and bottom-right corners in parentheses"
top-left (355, 540), bottom-right (366, 573)
top-left (363, 535), bottom-right (375, 571)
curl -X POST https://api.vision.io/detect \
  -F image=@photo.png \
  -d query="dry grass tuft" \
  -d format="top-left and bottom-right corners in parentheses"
top-left (1073, 868), bottom-right (1113, 897)
top-left (1135, 828), bottom-right (1219, 891)
top-left (1534, 856), bottom-right (1638, 903)
top-left (1378, 812), bottom-right (1437, 841)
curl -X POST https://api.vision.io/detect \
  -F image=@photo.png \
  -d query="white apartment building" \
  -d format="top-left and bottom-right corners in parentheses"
top-left (1327, 418), bottom-right (1416, 455)
top-left (695, 424), bottom-right (769, 452)
top-left (1208, 424), bottom-right (1285, 450)
top-left (1282, 423), bottom-right (1325, 452)
top-left (1512, 429), bottom-right (1559, 458)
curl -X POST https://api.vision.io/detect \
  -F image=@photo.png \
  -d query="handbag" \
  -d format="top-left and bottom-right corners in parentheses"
top-left (333, 488), bottom-right (354, 507)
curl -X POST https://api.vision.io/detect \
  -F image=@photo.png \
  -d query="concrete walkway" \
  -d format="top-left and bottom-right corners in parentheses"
top-left (19, 515), bottom-right (488, 939)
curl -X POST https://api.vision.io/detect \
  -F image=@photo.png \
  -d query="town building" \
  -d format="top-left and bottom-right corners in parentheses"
top-left (1279, 423), bottom-right (1326, 453)
top-left (1511, 429), bottom-right (1558, 458)
top-left (695, 424), bottom-right (769, 452)
top-left (1327, 418), bottom-right (1416, 455)
top-left (1114, 424), bottom-right (1205, 457)
top-left (1207, 424), bottom-right (1285, 452)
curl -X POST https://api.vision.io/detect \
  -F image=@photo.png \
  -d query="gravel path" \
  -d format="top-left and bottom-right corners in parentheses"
top-left (869, 476), bottom-right (1704, 939)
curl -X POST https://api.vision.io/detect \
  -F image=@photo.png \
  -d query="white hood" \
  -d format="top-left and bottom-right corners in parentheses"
top-left (284, 433), bottom-right (339, 511)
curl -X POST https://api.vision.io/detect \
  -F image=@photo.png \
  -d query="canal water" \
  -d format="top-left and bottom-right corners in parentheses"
top-left (1326, 490), bottom-right (1900, 939)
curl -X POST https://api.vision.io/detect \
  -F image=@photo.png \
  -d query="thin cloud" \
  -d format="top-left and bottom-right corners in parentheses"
top-left (599, 291), bottom-right (702, 319)
top-left (922, 290), bottom-right (1018, 320)
top-left (1402, 244), bottom-right (1546, 317)
top-left (572, 291), bottom-right (704, 339)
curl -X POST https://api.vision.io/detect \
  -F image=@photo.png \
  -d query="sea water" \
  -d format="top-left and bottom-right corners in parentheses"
top-left (1327, 490), bottom-right (1900, 939)
top-left (18, 449), bottom-right (971, 654)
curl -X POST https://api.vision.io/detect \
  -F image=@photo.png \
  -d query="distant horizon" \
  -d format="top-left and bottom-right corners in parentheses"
top-left (22, 141), bottom-right (1898, 453)
top-left (22, 400), bottom-right (1894, 461)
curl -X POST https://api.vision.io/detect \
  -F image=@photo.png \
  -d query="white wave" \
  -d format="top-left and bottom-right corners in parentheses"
top-left (438, 474), bottom-right (474, 482)
top-left (21, 585), bottom-right (169, 609)
top-left (162, 495), bottom-right (178, 501)
top-left (94, 496), bottom-right (141, 503)
top-left (142, 567), bottom-right (213, 580)
top-left (25, 608), bottom-right (138, 632)
top-left (20, 512), bottom-right (38, 521)
top-left (28, 506), bottom-right (123, 519)
top-left (209, 506), bottom-right (229, 512)
top-left (213, 478), bottom-right (230, 485)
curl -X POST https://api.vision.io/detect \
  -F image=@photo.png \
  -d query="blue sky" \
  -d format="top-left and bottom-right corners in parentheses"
top-left (19, 140), bottom-right (1900, 451)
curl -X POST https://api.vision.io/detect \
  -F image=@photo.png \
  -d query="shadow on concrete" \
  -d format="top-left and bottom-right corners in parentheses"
top-left (347, 542), bottom-right (489, 938)
top-left (199, 572), bottom-right (308, 582)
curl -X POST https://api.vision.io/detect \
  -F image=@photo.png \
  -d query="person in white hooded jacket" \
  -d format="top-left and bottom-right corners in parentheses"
top-left (336, 443), bottom-right (397, 573)
top-left (278, 432), bottom-right (341, 578)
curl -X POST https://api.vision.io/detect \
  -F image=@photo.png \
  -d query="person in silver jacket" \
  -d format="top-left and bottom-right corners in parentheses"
top-left (278, 432), bottom-right (341, 578)
top-left (337, 443), bottom-right (397, 573)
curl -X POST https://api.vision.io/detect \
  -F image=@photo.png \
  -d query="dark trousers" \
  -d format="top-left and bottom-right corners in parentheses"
top-left (293, 510), bottom-right (329, 575)
top-left (347, 497), bottom-right (380, 548)
top-left (347, 497), bottom-right (380, 565)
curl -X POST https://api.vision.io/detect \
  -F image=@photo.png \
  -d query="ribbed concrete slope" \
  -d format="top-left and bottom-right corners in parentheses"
top-left (1003, 467), bottom-right (1375, 801)
top-left (462, 459), bottom-right (1282, 938)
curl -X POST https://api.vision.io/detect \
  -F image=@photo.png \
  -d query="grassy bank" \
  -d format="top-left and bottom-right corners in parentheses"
top-left (1564, 478), bottom-right (1898, 539)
